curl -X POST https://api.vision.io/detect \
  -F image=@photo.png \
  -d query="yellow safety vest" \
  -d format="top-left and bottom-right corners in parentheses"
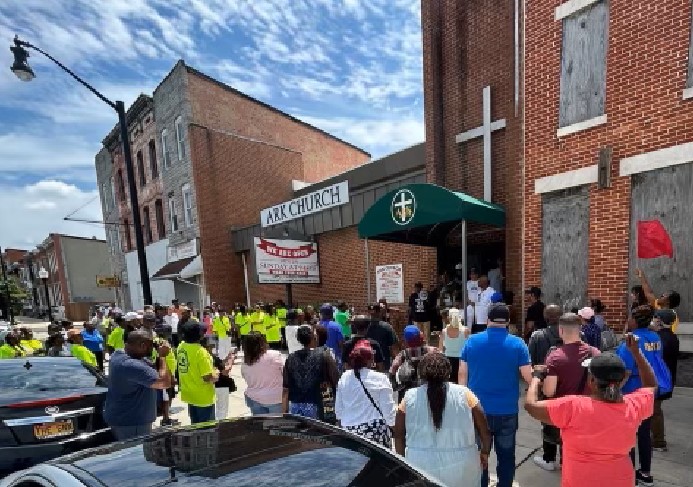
top-left (236, 314), bottom-right (251, 336)
top-left (265, 314), bottom-right (281, 343)
top-left (251, 311), bottom-right (266, 335)
top-left (276, 307), bottom-right (287, 329)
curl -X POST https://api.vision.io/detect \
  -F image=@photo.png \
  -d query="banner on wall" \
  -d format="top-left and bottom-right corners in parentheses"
top-left (375, 264), bottom-right (404, 303)
top-left (254, 237), bottom-right (320, 284)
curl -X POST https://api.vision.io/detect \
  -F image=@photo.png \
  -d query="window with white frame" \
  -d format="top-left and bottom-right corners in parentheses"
top-left (175, 116), bottom-right (185, 161)
top-left (161, 129), bottom-right (170, 168)
top-left (100, 182), bottom-right (108, 211)
top-left (688, 4), bottom-right (693, 89)
top-left (557, 0), bottom-right (608, 128)
top-left (168, 194), bottom-right (178, 232)
top-left (182, 183), bottom-right (193, 227)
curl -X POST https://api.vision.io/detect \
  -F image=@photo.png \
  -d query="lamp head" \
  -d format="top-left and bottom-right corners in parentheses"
top-left (38, 267), bottom-right (48, 280)
top-left (10, 36), bottom-right (35, 82)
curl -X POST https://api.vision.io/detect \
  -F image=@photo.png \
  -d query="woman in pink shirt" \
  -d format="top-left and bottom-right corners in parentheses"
top-left (241, 332), bottom-right (285, 415)
top-left (525, 334), bottom-right (656, 487)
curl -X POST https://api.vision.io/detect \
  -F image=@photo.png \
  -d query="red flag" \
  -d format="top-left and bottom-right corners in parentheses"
top-left (637, 220), bottom-right (674, 259)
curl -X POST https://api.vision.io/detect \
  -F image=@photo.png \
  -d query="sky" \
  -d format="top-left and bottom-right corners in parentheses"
top-left (0, 0), bottom-right (424, 250)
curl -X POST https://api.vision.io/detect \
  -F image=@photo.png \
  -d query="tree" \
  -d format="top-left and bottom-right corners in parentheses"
top-left (0, 276), bottom-right (27, 319)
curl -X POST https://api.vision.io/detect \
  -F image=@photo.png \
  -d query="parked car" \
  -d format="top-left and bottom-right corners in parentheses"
top-left (0, 415), bottom-right (442, 487)
top-left (0, 357), bottom-right (112, 472)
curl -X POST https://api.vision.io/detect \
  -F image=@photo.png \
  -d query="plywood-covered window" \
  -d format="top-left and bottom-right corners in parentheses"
top-left (558, 0), bottom-right (609, 127)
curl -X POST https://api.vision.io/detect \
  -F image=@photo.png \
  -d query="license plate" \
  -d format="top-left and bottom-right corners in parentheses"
top-left (33, 420), bottom-right (74, 440)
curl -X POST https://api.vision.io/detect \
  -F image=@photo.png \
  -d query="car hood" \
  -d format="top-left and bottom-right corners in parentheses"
top-left (50, 415), bottom-right (443, 487)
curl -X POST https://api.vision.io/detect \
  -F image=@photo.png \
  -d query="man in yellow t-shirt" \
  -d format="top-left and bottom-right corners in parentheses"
top-left (177, 322), bottom-right (218, 423)
top-left (275, 300), bottom-right (288, 349)
top-left (250, 304), bottom-right (266, 336)
top-left (212, 309), bottom-right (232, 359)
top-left (19, 328), bottom-right (44, 355)
top-left (0, 332), bottom-right (26, 359)
top-left (66, 330), bottom-right (98, 367)
top-left (265, 305), bottom-right (282, 348)
top-left (107, 315), bottom-right (126, 353)
top-left (235, 305), bottom-right (251, 351)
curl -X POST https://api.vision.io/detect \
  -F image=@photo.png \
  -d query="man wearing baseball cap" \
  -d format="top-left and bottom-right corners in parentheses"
top-left (460, 303), bottom-right (532, 487)
top-left (319, 303), bottom-right (344, 368)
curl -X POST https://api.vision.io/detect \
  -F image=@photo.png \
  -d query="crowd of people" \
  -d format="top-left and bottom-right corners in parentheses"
top-left (0, 263), bottom-right (683, 487)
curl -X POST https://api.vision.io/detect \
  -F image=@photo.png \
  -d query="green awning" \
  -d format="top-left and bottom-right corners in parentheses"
top-left (357, 183), bottom-right (505, 245)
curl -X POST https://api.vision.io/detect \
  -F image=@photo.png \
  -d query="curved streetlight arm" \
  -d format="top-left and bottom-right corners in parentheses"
top-left (14, 37), bottom-right (116, 110)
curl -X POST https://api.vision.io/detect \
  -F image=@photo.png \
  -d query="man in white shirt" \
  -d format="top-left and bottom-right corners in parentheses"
top-left (164, 306), bottom-right (180, 347)
top-left (465, 267), bottom-right (480, 326)
top-left (474, 276), bottom-right (496, 334)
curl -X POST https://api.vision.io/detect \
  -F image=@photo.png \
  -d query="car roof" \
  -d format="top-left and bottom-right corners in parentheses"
top-left (50, 415), bottom-right (441, 487)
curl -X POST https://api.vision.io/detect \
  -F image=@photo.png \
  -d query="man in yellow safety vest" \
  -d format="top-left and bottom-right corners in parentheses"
top-left (234, 305), bottom-right (251, 351)
top-left (275, 300), bottom-right (288, 350)
top-left (264, 304), bottom-right (282, 349)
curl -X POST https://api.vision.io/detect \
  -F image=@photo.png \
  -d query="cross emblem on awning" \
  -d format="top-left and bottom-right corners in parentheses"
top-left (391, 189), bottom-right (416, 225)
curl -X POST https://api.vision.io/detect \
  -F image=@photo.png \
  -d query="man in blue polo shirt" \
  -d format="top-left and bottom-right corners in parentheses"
top-left (459, 303), bottom-right (532, 487)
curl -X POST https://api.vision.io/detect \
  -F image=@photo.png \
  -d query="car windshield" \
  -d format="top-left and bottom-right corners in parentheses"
top-left (67, 418), bottom-right (438, 487)
top-left (0, 359), bottom-right (104, 391)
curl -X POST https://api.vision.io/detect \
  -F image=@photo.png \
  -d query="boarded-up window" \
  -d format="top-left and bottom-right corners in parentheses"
top-left (559, 1), bottom-right (609, 127)
top-left (688, 3), bottom-right (693, 88)
top-left (542, 187), bottom-right (589, 310)
top-left (630, 163), bottom-right (693, 321)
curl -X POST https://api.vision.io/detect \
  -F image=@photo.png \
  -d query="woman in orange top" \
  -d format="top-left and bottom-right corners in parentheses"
top-left (525, 334), bottom-right (657, 487)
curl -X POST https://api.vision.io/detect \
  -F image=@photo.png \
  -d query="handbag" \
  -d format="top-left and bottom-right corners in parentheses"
top-left (317, 348), bottom-right (338, 424)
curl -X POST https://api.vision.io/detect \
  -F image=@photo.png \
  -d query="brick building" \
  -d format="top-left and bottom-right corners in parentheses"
top-left (96, 94), bottom-right (172, 310)
top-left (524, 0), bottom-right (693, 346)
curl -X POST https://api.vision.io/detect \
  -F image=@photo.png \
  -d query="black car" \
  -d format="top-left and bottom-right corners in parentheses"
top-left (0, 357), bottom-right (112, 472)
top-left (1, 415), bottom-right (443, 487)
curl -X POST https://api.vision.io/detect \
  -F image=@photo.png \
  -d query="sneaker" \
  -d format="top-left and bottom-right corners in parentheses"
top-left (533, 456), bottom-right (557, 471)
top-left (652, 443), bottom-right (668, 452)
top-left (636, 470), bottom-right (654, 486)
top-left (160, 418), bottom-right (180, 427)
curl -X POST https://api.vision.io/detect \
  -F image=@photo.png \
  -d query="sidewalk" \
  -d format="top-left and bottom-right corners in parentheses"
top-left (166, 368), bottom-right (693, 487)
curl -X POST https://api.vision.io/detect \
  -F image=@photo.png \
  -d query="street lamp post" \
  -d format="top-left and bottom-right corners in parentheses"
top-left (10, 35), bottom-right (152, 306)
top-left (38, 267), bottom-right (52, 324)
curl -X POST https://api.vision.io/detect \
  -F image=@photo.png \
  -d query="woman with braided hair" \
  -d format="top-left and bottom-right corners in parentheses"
top-left (393, 352), bottom-right (491, 487)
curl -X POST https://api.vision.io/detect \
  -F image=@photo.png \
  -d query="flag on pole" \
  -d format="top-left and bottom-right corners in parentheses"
top-left (637, 220), bottom-right (674, 259)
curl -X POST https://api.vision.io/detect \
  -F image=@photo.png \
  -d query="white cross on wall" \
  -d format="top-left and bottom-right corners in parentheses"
top-left (394, 192), bottom-right (412, 223)
top-left (455, 86), bottom-right (506, 202)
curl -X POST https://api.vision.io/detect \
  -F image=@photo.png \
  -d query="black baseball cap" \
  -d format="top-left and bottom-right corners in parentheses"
top-left (488, 303), bottom-right (510, 323)
top-left (583, 352), bottom-right (626, 383)
top-left (525, 286), bottom-right (541, 298)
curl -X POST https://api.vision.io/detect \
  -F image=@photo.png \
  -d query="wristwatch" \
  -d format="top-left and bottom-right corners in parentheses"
top-left (532, 370), bottom-right (546, 380)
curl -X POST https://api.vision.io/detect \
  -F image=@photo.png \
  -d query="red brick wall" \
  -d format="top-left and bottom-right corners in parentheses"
top-left (190, 125), bottom-right (304, 308)
top-left (524, 0), bottom-right (693, 323)
top-left (246, 226), bottom-right (437, 312)
top-left (422, 0), bottom-right (523, 314)
top-left (187, 71), bottom-right (369, 183)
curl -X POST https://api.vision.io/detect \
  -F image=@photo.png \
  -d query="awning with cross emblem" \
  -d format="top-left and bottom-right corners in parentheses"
top-left (357, 183), bottom-right (505, 244)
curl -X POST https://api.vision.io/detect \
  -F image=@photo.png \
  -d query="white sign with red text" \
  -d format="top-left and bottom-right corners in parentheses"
top-left (375, 264), bottom-right (404, 303)
top-left (254, 238), bottom-right (320, 284)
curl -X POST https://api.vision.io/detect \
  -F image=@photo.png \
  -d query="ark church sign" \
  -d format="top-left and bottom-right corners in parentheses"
top-left (260, 181), bottom-right (349, 228)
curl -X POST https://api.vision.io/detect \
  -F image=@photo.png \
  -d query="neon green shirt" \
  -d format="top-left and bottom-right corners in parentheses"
top-left (265, 314), bottom-right (281, 343)
top-left (276, 307), bottom-right (287, 328)
top-left (251, 311), bottom-right (266, 335)
top-left (236, 314), bottom-right (251, 336)
top-left (107, 326), bottom-right (125, 350)
top-left (212, 316), bottom-right (230, 339)
top-left (335, 310), bottom-right (351, 338)
top-left (177, 342), bottom-right (215, 407)
top-left (70, 344), bottom-right (97, 367)
top-left (0, 344), bottom-right (24, 359)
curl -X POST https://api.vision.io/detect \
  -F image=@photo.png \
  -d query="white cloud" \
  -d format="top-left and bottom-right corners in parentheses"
top-left (25, 200), bottom-right (57, 210)
top-left (299, 115), bottom-right (425, 159)
top-left (0, 131), bottom-right (98, 174)
top-left (0, 179), bottom-right (105, 249)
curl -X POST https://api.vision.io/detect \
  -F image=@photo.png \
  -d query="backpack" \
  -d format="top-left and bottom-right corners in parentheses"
top-left (395, 348), bottom-right (423, 391)
top-left (600, 327), bottom-right (618, 351)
